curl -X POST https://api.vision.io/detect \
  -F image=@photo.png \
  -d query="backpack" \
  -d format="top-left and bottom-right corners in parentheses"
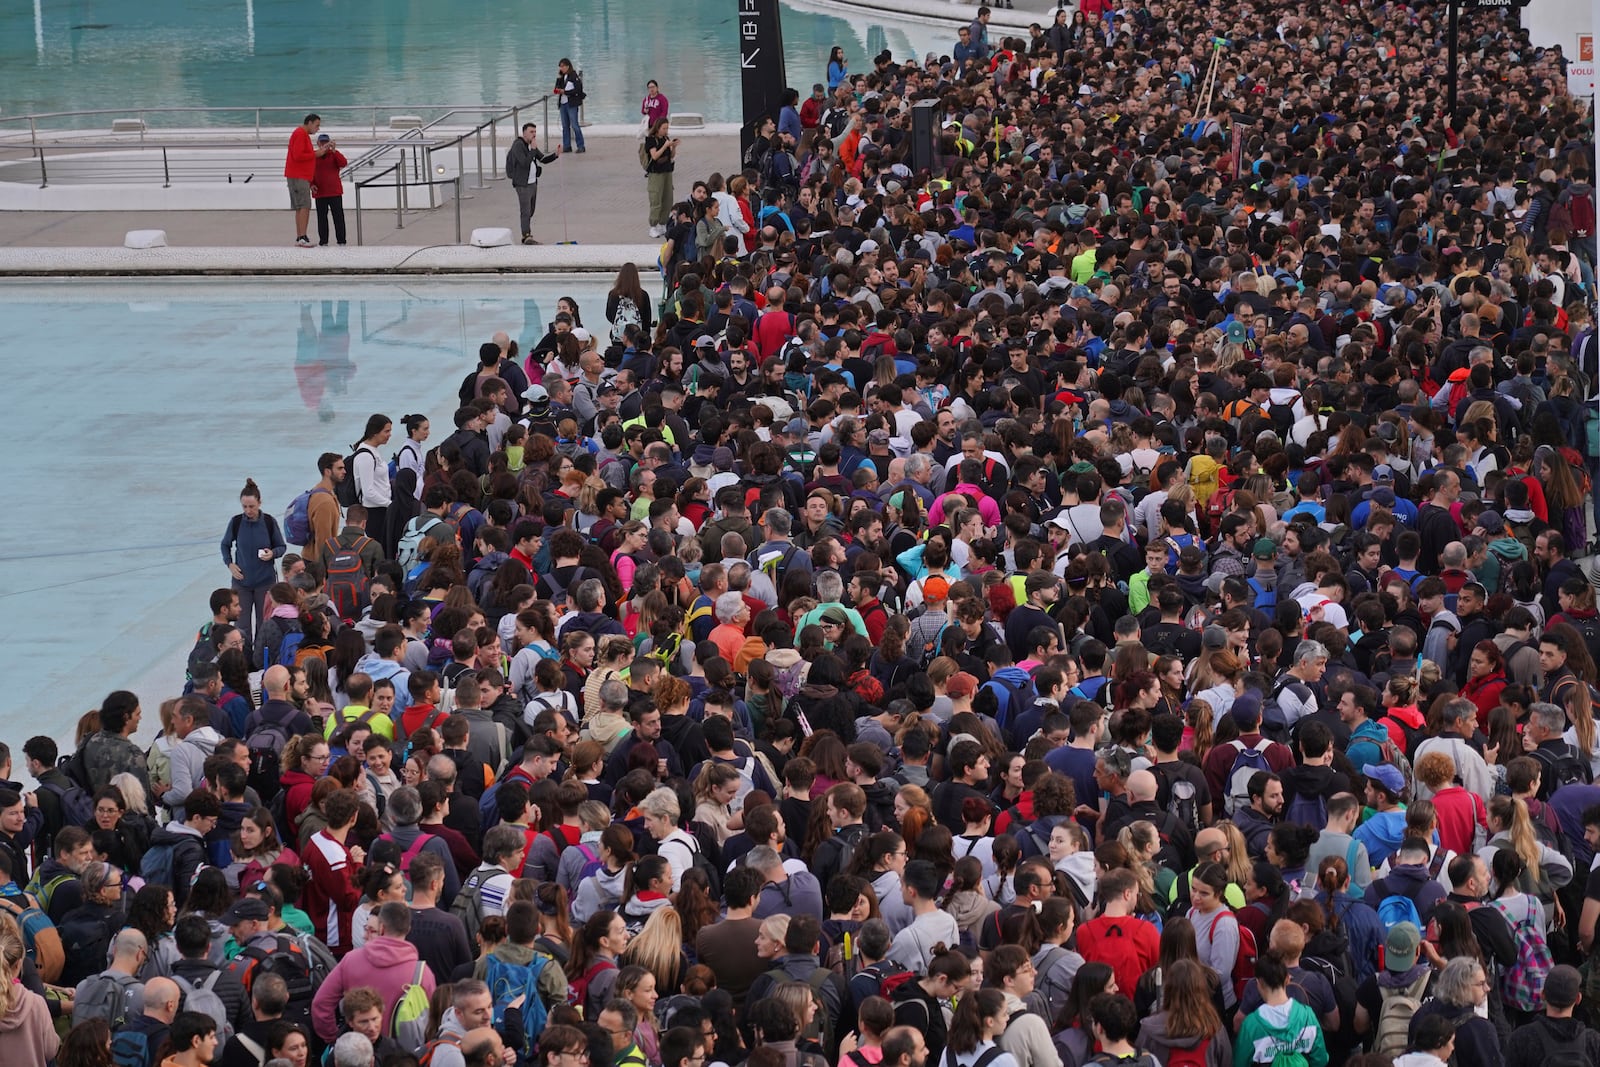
top-left (1205, 486), bottom-right (1236, 536)
top-left (1373, 971), bottom-right (1431, 1058)
top-left (484, 951), bottom-right (552, 1057)
top-left (398, 515), bottom-right (450, 570)
top-left (390, 960), bottom-right (433, 1054)
top-left (73, 970), bottom-right (140, 1029)
top-left (638, 140), bottom-right (651, 172)
top-left (283, 487), bottom-right (331, 546)
top-left (0, 894), bottom-right (62, 982)
top-left (1151, 763), bottom-right (1201, 836)
top-left (1267, 393), bottom-right (1299, 436)
top-left (1539, 740), bottom-right (1593, 792)
top-left (1494, 892), bottom-right (1554, 1012)
top-left (1260, 676), bottom-right (1305, 743)
top-left (1375, 892), bottom-right (1422, 936)
top-left (1163, 1037), bottom-right (1212, 1067)
top-left (38, 778), bottom-right (96, 833)
top-left (452, 863), bottom-right (503, 943)
top-left (271, 630), bottom-right (307, 671)
top-left (23, 867), bottom-right (74, 917)
top-left (141, 842), bottom-right (178, 888)
top-left (572, 843), bottom-right (605, 883)
top-left (378, 832), bottom-right (437, 879)
top-left (224, 934), bottom-right (329, 1032)
top-left (986, 672), bottom-right (1038, 739)
top-left (566, 958), bottom-right (618, 1012)
top-left (336, 447), bottom-right (381, 508)
top-left (1570, 188), bottom-right (1597, 240)
top-left (111, 1031), bottom-right (154, 1067)
top-left (175, 970), bottom-right (234, 1043)
top-left (1283, 788), bottom-right (1328, 831)
top-left (1224, 738), bottom-right (1275, 816)
top-left (683, 826), bottom-right (724, 899)
top-left (244, 711), bottom-right (295, 803)
top-left (754, 542), bottom-right (801, 586)
top-left (1247, 576), bottom-right (1276, 611)
top-left (322, 535), bottom-right (374, 623)
top-left (767, 966), bottom-right (836, 1051)
top-left (1206, 910), bottom-right (1257, 1003)
top-left (421, 1034), bottom-right (466, 1067)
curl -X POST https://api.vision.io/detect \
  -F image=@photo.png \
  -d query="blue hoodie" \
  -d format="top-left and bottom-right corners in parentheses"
top-left (1353, 808), bottom-right (1409, 869)
top-left (354, 651), bottom-right (413, 715)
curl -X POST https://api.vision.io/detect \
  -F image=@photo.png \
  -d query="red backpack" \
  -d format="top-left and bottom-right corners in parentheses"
top-left (1209, 910), bottom-right (1257, 1003)
top-left (567, 958), bottom-right (618, 1012)
top-left (321, 535), bottom-right (374, 622)
top-left (1164, 1038), bottom-right (1212, 1067)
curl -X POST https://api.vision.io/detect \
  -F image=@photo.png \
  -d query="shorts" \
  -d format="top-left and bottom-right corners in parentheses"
top-left (287, 178), bottom-right (313, 210)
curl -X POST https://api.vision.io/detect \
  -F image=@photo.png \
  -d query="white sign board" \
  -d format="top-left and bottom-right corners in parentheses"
top-left (1571, 33), bottom-right (1596, 95)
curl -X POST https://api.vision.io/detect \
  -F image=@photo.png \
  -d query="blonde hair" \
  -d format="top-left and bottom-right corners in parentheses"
top-left (759, 913), bottom-right (790, 944)
top-left (622, 905), bottom-right (685, 992)
top-left (0, 914), bottom-right (23, 1016)
top-left (110, 772), bottom-right (148, 818)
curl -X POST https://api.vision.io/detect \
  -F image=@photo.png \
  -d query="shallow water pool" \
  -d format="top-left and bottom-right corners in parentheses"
top-left (0, 275), bottom-right (618, 752)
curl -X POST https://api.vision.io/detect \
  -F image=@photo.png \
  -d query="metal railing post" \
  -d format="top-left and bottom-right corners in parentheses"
top-left (454, 177), bottom-right (462, 243)
top-left (162, 147), bottom-right (170, 188)
top-left (489, 119), bottom-right (498, 179)
top-left (36, 147), bottom-right (47, 188)
top-left (543, 98), bottom-right (550, 152)
top-left (475, 128), bottom-right (485, 189)
top-left (458, 138), bottom-right (467, 198)
top-left (355, 181), bottom-right (364, 245)
top-left (396, 154), bottom-right (406, 230)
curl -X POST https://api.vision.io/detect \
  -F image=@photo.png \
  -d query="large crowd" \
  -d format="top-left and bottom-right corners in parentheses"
top-left (7, 2), bottom-right (1600, 1067)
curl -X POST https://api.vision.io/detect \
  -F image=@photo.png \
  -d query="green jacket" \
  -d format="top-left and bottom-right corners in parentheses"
top-left (1234, 998), bottom-right (1327, 1067)
top-left (471, 941), bottom-right (569, 1012)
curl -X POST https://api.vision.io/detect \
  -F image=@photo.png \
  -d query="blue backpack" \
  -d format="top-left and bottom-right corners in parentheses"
top-left (1377, 892), bottom-right (1422, 936)
top-left (283, 487), bottom-right (330, 545)
top-left (985, 671), bottom-right (1037, 738)
top-left (482, 952), bottom-right (551, 1057)
top-left (1247, 577), bottom-right (1276, 610)
top-left (140, 843), bottom-right (177, 889)
top-left (111, 1030), bottom-right (151, 1067)
top-left (272, 631), bottom-right (307, 670)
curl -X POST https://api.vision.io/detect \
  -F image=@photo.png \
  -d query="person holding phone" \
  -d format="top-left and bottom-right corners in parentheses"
top-left (643, 117), bottom-right (679, 239)
top-left (554, 58), bottom-right (587, 153)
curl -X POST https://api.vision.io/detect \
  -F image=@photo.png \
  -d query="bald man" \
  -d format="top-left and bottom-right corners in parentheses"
top-left (119, 976), bottom-right (180, 1064)
top-left (246, 664), bottom-right (315, 741)
top-left (1166, 826), bottom-right (1246, 914)
top-left (1103, 768), bottom-right (1194, 867)
top-left (462, 1026), bottom-right (511, 1067)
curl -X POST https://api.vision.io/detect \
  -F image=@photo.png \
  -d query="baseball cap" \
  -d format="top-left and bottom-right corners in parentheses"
top-left (222, 898), bottom-right (271, 925)
top-left (712, 446), bottom-right (735, 471)
top-left (1477, 509), bottom-right (1505, 534)
top-left (692, 335), bottom-right (718, 348)
top-left (922, 576), bottom-right (951, 600)
top-left (946, 672), bottom-right (978, 698)
top-left (783, 417), bottom-right (810, 437)
top-left (316, 133), bottom-right (331, 143)
top-left (1252, 537), bottom-right (1278, 558)
top-left (1546, 964), bottom-right (1582, 1007)
top-left (858, 239), bottom-right (880, 255)
top-left (1372, 464), bottom-right (1395, 483)
top-left (1384, 922), bottom-right (1421, 972)
top-left (1371, 487), bottom-right (1397, 508)
top-left (571, 327), bottom-right (592, 344)
top-left (1202, 624), bottom-right (1229, 650)
top-left (524, 384), bottom-right (550, 413)
top-left (868, 429), bottom-right (891, 447)
top-left (1363, 763), bottom-right (1406, 795)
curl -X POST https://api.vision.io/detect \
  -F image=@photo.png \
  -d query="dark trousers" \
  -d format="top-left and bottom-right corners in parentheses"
top-left (516, 183), bottom-right (540, 237)
top-left (316, 196), bottom-right (347, 245)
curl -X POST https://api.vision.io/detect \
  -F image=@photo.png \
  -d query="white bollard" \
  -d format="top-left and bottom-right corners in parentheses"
top-left (470, 227), bottom-right (514, 248)
top-left (123, 230), bottom-right (168, 249)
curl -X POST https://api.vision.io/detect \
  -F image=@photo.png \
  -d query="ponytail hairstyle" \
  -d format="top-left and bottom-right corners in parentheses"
top-left (356, 412), bottom-right (393, 450)
top-left (1488, 795), bottom-right (1541, 873)
top-left (0, 913), bottom-right (22, 1017)
top-left (402, 413), bottom-right (429, 438)
top-left (946, 987), bottom-right (1005, 1056)
top-left (1491, 846), bottom-right (1527, 898)
top-left (1316, 855), bottom-right (1347, 931)
top-left (567, 910), bottom-right (619, 977)
top-left (240, 478), bottom-right (261, 502)
top-left (940, 856), bottom-right (986, 910)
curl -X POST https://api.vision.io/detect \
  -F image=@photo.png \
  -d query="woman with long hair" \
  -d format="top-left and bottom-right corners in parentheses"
top-left (55, 1016), bottom-right (108, 1067)
top-left (1312, 856), bottom-right (1382, 983)
top-left (895, 784), bottom-right (934, 847)
top-left (1187, 862), bottom-right (1241, 1011)
top-left (1483, 795), bottom-right (1573, 926)
top-left (672, 867), bottom-right (722, 948)
top-left (573, 824), bottom-right (636, 923)
top-left (607, 262), bottom-right (655, 345)
top-left (621, 905), bottom-right (687, 1002)
top-left (847, 831), bottom-right (911, 931)
top-left (88, 785), bottom-right (149, 874)
top-left (1539, 444), bottom-right (1589, 551)
top-left (228, 806), bottom-right (298, 891)
top-left (1054, 960), bottom-right (1116, 1063)
top-left (0, 913), bottom-right (55, 1064)
top-left (565, 910), bottom-right (629, 1019)
top-left (534, 882), bottom-right (573, 966)
top-left (348, 413), bottom-right (394, 547)
top-left (1136, 958), bottom-right (1230, 1067)
top-left (692, 763), bottom-right (742, 845)
top-left (615, 964), bottom-right (663, 1065)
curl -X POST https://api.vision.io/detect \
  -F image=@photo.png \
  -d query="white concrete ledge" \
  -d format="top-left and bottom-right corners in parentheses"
top-left (0, 243), bottom-right (662, 276)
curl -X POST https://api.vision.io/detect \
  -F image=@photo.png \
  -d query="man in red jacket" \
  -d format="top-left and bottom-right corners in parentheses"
top-left (302, 788), bottom-right (365, 955)
top-left (284, 114), bottom-right (332, 248)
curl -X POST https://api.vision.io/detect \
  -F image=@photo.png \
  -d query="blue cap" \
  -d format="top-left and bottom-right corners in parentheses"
top-left (1362, 763), bottom-right (1406, 795)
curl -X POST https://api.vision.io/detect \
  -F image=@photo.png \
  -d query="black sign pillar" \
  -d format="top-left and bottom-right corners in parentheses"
top-left (739, 0), bottom-right (788, 157)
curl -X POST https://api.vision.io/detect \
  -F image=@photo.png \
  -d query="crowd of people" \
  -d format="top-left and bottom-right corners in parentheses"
top-left (15, 2), bottom-right (1600, 1067)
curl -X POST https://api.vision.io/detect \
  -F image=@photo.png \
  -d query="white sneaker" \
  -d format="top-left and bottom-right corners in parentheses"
top-left (648, 225), bottom-right (661, 238)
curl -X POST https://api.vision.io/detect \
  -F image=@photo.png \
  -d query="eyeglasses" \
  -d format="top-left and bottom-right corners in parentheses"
top-left (559, 1050), bottom-right (591, 1061)
top-left (601, 1027), bottom-right (632, 1037)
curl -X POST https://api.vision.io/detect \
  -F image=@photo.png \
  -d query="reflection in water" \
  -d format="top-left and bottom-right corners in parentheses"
top-left (295, 300), bottom-right (354, 421)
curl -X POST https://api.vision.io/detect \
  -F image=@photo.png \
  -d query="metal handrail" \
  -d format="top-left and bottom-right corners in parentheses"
top-left (0, 103), bottom-right (556, 145)
top-left (3, 138), bottom-right (453, 190)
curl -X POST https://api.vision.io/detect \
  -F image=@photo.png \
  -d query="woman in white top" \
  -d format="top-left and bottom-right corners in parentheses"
top-left (941, 987), bottom-right (1021, 1067)
top-left (640, 786), bottom-right (697, 892)
top-left (349, 413), bottom-right (393, 541)
top-left (393, 414), bottom-right (429, 497)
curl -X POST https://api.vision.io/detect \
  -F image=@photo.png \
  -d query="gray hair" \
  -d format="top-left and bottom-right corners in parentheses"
top-left (815, 571), bottom-right (844, 604)
top-left (599, 679), bottom-right (629, 712)
top-left (638, 786), bottom-right (680, 822)
top-left (602, 998), bottom-right (639, 1031)
top-left (746, 845), bottom-right (784, 874)
top-left (904, 453), bottom-right (931, 478)
top-left (332, 1032), bottom-right (375, 1067)
top-left (426, 754), bottom-right (457, 785)
top-left (715, 591), bottom-right (746, 624)
top-left (727, 561), bottom-right (752, 591)
top-left (454, 979), bottom-right (491, 1008)
top-left (574, 578), bottom-right (607, 613)
top-left (1441, 698), bottom-right (1477, 725)
top-left (763, 509), bottom-right (792, 537)
top-left (1531, 702), bottom-right (1567, 735)
top-left (1294, 640), bottom-right (1329, 665)
top-left (113, 927), bottom-right (148, 959)
top-left (110, 773), bottom-right (148, 818)
top-left (386, 786), bottom-right (422, 827)
top-left (1441, 542), bottom-right (1467, 569)
top-left (1434, 956), bottom-right (1486, 1007)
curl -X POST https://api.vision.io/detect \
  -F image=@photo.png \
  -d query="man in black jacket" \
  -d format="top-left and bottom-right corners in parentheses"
top-left (504, 123), bottom-right (561, 244)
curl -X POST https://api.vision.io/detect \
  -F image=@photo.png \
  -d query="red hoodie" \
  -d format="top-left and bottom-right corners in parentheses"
top-left (303, 828), bottom-right (362, 955)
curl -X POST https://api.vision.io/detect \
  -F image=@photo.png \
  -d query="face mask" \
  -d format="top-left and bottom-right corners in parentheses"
top-left (505, 445), bottom-right (525, 470)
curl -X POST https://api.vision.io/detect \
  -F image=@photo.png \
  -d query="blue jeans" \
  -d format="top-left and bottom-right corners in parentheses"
top-left (559, 102), bottom-right (584, 150)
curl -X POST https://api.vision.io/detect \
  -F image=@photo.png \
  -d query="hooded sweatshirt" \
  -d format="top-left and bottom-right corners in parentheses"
top-left (148, 821), bottom-right (208, 909)
top-left (0, 985), bottom-right (57, 1066)
top-left (1056, 850), bottom-right (1098, 907)
top-left (163, 726), bottom-right (222, 819)
top-left (312, 934), bottom-right (434, 1042)
top-left (1235, 996), bottom-right (1328, 1067)
top-left (572, 863), bottom-right (628, 923)
top-left (353, 651), bottom-right (412, 720)
top-left (1135, 1011), bottom-right (1231, 1067)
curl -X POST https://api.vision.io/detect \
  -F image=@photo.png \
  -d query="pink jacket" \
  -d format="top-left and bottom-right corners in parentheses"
top-left (930, 483), bottom-right (1001, 528)
top-left (311, 934), bottom-right (435, 1042)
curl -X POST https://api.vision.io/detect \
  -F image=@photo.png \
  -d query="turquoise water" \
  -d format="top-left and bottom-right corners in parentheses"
top-left (0, 276), bottom-right (618, 753)
top-left (1, 0), bottom-right (944, 128)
